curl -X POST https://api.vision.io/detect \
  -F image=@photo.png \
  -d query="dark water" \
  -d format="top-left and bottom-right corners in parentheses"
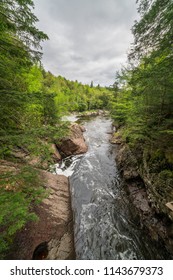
top-left (56, 116), bottom-right (170, 260)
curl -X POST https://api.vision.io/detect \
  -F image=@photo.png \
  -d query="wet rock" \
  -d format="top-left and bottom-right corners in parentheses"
top-left (56, 123), bottom-right (88, 157)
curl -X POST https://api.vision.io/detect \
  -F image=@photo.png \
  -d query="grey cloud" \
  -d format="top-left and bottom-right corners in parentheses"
top-left (33, 0), bottom-right (138, 86)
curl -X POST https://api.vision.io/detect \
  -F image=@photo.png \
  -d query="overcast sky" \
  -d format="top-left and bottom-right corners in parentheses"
top-left (33, 0), bottom-right (138, 86)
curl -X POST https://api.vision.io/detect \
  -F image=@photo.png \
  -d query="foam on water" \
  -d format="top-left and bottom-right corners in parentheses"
top-left (54, 155), bottom-right (83, 177)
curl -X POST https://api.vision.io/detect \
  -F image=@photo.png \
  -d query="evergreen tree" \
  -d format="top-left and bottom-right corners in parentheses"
top-left (90, 81), bottom-right (94, 88)
top-left (0, 0), bottom-right (48, 156)
top-left (110, 0), bottom-right (173, 159)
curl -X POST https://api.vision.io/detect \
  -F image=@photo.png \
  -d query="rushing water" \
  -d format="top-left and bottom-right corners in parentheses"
top-left (55, 116), bottom-right (170, 260)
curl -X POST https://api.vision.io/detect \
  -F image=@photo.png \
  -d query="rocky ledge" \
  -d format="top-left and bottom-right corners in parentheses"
top-left (110, 133), bottom-right (173, 257)
top-left (1, 123), bottom-right (88, 260)
top-left (4, 167), bottom-right (75, 260)
top-left (10, 123), bottom-right (88, 168)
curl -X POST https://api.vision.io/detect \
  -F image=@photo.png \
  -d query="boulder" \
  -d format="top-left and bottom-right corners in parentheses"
top-left (57, 123), bottom-right (88, 157)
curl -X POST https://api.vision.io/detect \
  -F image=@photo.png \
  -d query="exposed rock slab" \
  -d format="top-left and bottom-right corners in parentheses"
top-left (5, 167), bottom-right (75, 260)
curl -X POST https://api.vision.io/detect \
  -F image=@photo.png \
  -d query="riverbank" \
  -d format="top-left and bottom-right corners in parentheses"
top-left (3, 163), bottom-right (75, 260)
top-left (110, 132), bottom-right (173, 257)
top-left (0, 122), bottom-right (88, 260)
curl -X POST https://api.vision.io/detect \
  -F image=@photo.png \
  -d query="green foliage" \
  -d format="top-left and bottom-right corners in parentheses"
top-left (23, 65), bottom-right (44, 93)
top-left (0, 0), bottom-right (48, 94)
top-left (0, 0), bottom-right (48, 61)
top-left (0, 165), bottom-right (47, 258)
top-left (39, 73), bottom-right (113, 114)
top-left (159, 169), bottom-right (173, 180)
top-left (110, 0), bottom-right (173, 183)
top-left (131, 0), bottom-right (173, 60)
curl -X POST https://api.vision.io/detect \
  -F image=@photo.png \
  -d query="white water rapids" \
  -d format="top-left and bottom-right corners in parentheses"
top-left (55, 116), bottom-right (170, 260)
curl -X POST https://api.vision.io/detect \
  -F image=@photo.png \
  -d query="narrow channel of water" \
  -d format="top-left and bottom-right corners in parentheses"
top-left (55, 116), bottom-right (170, 260)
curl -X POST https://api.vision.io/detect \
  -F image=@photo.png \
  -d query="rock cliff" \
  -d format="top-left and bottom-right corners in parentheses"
top-left (110, 133), bottom-right (173, 256)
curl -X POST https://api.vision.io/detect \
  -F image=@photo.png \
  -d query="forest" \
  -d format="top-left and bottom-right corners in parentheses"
top-left (0, 0), bottom-right (173, 258)
top-left (110, 0), bottom-right (173, 218)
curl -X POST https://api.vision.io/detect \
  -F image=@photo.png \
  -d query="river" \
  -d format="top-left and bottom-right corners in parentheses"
top-left (55, 116), bottom-right (170, 260)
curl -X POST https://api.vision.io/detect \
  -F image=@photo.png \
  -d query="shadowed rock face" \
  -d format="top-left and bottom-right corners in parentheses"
top-left (4, 166), bottom-right (75, 260)
top-left (113, 140), bottom-right (173, 256)
top-left (56, 123), bottom-right (88, 157)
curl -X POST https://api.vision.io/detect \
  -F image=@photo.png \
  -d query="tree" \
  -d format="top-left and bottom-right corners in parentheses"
top-left (130, 0), bottom-right (173, 61)
top-left (129, 0), bottom-right (173, 135)
top-left (0, 0), bottom-right (48, 92)
top-left (0, 0), bottom-right (48, 61)
top-left (23, 65), bottom-right (44, 93)
top-left (0, 0), bottom-right (48, 156)
top-left (90, 81), bottom-right (94, 88)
